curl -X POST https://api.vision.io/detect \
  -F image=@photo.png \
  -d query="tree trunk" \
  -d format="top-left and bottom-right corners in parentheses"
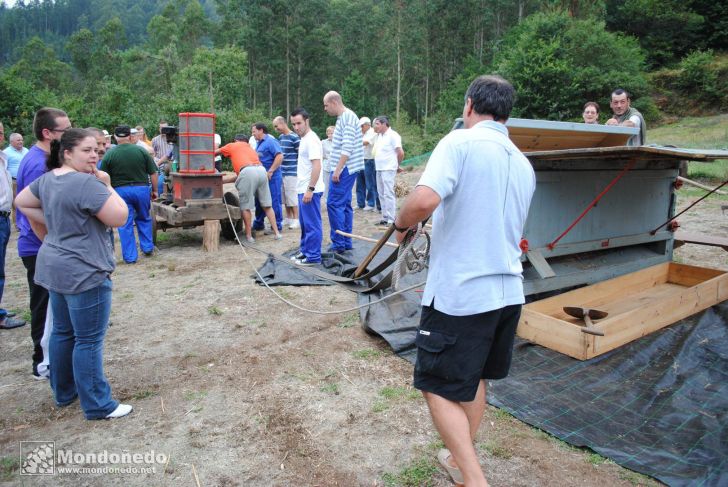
top-left (297, 45), bottom-right (302, 108)
top-left (208, 70), bottom-right (214, 113)
top-left (395, 2), bottom-right (402, 122)
top-left (269, 79), bottom-right (273, 119)
top-left (285, 15), bottom-right (290, 119)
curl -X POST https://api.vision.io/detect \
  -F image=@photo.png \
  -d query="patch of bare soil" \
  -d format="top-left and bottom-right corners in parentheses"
top-left (1, 168), bottom-right (722, 486)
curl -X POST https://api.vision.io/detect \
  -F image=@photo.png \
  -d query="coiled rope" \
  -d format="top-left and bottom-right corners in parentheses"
top-left (224, 201), bottom-right (427, 315)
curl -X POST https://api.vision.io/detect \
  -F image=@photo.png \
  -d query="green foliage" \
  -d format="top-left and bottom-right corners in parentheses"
top-left (606, 0), bottom-right (706, 67)
top-left (0, 0), bottom-right (724, 153)
top-left (495, 12), bottom-right (655, 122)
top-left (677, 50), bottom-right (720, 101)
top-left (7, 37), bottom-right (72, 93)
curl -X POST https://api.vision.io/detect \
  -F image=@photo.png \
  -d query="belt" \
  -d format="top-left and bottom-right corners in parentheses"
top-left (114, 182), bottom-right (149, 187)
top-left (0, 210), bottom-right (10, 218)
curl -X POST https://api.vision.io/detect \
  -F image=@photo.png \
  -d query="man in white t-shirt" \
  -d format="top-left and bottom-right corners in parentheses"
top-left (393, 75), bottom-right (536, 486)
top-left (373, 116), bottom-right (403, 226)
top-left (289, 108), bottom-right (324, 266)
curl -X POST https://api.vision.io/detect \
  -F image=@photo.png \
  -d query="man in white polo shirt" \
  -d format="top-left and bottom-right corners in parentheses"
top-left (372, 116), bottom-right (403, 226)
top-left (289, 107), bottom-right (324, 266)
top-left (393, 75), bottom-right (536, 486)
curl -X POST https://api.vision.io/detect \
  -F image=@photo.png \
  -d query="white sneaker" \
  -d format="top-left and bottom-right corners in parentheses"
top-left (105, 404), bottom-right (133, 419)
top-left (282, 218), bottom-right (290, 226)
top-left (290, 252), bottom-right (305, 261)
top-left (288, 220), bottom-right (300, 229)
top-left (363, 206), bottom-right (375, 212)
top-left (295, 257), bottom-right (317, 266)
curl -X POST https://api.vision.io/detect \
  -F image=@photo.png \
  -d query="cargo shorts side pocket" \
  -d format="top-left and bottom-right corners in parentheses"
top-left (414, 329), bottom-right (459, 380)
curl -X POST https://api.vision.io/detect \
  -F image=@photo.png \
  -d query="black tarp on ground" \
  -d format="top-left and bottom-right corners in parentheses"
top-left (256, 243), bottom-right (728, 486)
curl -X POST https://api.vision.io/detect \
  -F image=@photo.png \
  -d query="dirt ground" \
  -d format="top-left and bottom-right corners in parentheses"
top-left (0, 167), bottom-right (725, 487)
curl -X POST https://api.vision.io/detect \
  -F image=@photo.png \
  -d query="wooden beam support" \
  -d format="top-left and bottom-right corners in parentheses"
top-left (202, 220), bottom-right (220, 252)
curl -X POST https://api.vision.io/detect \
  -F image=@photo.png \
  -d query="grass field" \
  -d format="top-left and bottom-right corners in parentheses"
top-left (650, 114), bottom-right (728, 181)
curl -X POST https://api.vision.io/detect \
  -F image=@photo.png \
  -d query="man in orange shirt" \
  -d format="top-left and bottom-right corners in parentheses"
top-left (216, 134), bottom-right (280, 243)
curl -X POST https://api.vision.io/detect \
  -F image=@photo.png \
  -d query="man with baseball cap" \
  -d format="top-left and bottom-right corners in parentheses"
top-left (100, 125), bottom-right (158, 264)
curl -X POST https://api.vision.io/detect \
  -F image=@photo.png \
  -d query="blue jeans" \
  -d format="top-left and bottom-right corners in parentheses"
top-left (355, 169), bottom-right (367, 208)
top-left (49, 279), bottom-right (118, 419)
top-left (0, 215), bottom-right (9, 318)
top-left (253, 169), bottom-right (283, 231)
top-left (158, 171), bottom-right (165, 195)
top-left (327, 167), bottom-right (358, 251)
top-left (298, 192), bottom-right (322, 262)
top-left (364, 159), bottom-right (379, 209)
top-left (116, 185), bottom-right (154, 263)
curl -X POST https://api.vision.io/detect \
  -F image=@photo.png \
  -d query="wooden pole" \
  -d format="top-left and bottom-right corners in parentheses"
top-left (203, 220), bottom-right (221, 252)
top-left (678, 176), bottom-right (727, 195)
top-left (336, 230), bottom-right (399, 248)
top-left (354, 224), bottom-right (396, 278)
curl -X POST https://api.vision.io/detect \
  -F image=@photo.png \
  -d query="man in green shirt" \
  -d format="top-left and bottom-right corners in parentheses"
top-left (100, 125), bottom-right (158, 263)
top-left (605, 88), bottom-right (646, 146)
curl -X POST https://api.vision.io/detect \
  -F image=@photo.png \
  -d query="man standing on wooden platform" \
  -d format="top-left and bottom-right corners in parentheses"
top-left (393, 75), bottom-right (536, 486)
top-left (100, 125), bottom-right (158, 264)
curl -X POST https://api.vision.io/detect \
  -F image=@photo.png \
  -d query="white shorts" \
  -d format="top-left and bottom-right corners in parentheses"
top-left (282, 175), bottom-right (298, 207)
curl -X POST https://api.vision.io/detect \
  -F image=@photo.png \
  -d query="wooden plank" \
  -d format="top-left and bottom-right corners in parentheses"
top-left (527, 263), bottom-right (670, 315)
top-left (526, 249), bottom-right (555, 279)
top-left (667, 262), bottom-right (726, 287)
top-left (525, 145), bottom-right (728, 161)
top-left (593, 272), bottom-right (728, 357)
top-left (505, 118), bottom-right (637, 152)
top-left (517, 309), bottom-right (588, 360)
top-left (673, 231), bottom-right (728, 252)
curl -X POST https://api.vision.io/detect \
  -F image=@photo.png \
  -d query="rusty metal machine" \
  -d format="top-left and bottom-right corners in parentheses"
top-left (152, 113), bottom-right (240, 246)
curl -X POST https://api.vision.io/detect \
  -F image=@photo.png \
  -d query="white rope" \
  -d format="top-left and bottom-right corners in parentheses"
top-left (392, 223), bottom-right (430, 290)
top-left (224, 201), bottom-right (426, 315)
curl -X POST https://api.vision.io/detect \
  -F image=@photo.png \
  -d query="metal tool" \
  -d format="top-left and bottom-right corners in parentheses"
top-left (563, 306), bottom-right (608, 336)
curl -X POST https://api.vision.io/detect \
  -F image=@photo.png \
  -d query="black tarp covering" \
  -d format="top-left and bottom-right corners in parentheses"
top-left (256, 244), bottom-right (728, 486)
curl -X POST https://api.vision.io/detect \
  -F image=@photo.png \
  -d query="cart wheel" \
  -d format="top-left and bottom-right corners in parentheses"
top-left (221, 191), bottom-right (243, 241)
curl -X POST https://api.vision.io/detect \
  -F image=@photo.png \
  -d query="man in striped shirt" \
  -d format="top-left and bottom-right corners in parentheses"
top-left (323, 91), bottom-right (364, 253)
top-left (273, 116), bottom-right (300, 230)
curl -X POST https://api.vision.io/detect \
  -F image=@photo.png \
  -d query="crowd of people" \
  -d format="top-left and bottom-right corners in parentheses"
top-left (215, 91), bottom-right (405, 264)
top-left (0, 81), bottom-right (644, 485)
top-left (0, 95), bottom-right (407, 419)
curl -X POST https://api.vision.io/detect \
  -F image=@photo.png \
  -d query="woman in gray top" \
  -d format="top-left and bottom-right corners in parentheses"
top-left (16, 128), bottom-right (131, 420)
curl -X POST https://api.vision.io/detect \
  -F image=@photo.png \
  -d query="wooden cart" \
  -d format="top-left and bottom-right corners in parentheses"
top-left (152, 190), bottom-right (241, 251)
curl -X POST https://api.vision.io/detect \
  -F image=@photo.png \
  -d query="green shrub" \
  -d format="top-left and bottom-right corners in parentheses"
top-left (494, 12), bottom-right (656, 122)
top-left (677, 50), bottom-right (718, 99)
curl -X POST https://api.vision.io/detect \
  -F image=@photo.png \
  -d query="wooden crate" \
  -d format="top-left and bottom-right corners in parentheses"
top-left (517, 262), bottom-right (728, 360)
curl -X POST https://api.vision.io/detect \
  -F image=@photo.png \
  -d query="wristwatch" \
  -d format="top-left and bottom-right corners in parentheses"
top-left (307, 186), bottom-right (316, 192)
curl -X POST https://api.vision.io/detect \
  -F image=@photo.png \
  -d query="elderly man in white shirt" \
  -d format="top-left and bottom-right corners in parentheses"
top-left (3, 132), bottom-right (29, 179)
top-left (372, 116), bottom-right (404, 226)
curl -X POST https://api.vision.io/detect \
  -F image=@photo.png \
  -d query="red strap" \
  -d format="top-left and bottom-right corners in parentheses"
top-left (547, 160), bottom-right (636, 250)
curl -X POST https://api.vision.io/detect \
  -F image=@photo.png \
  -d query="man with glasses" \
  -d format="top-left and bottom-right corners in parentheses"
top-left (16, 107), bottom-right (71, 379)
